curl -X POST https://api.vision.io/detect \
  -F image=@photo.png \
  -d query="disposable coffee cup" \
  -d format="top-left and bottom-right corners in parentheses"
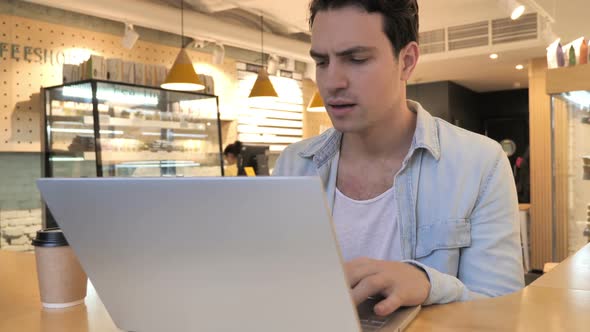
top-left (32, 228), bottom-right (87, 309)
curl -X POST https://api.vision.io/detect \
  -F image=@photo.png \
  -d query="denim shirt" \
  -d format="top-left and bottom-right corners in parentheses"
top-left (272, 100), bottom-right (524, 305)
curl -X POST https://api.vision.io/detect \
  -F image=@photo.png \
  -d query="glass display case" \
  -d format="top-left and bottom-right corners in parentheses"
top-left (548, 67), bottom-right (590, 256)
top-left (42, 80), bottom-right (224, 179)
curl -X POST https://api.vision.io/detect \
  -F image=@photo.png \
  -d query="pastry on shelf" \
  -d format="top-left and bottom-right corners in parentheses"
top-left (160, 112), bottom-right (172, 121)
top-left (144, 112), bottom-right (155, 121)
top-left (134, 111), bottom-right (145, 120)
top-left (67, 136), bottom-right (95, 152)
top-left (120, 110), bottom-right (130, 119)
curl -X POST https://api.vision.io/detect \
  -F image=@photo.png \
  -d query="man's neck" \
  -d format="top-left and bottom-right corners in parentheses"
top-left (340, 102), bottom-right (417, 162)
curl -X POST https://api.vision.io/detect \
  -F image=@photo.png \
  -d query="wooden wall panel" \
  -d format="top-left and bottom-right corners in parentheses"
top-left (528, 58), bottom-right (575, 267)
top-left (554, 99), bottom-right (570, 261)
top-left (301, 78), bottom-right (332, 139)
top-left (528, 58), bottom-right (553, 270)
top-left (0, 13), bottom-right (237, 152)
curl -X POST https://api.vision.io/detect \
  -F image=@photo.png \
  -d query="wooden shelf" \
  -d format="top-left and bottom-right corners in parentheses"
top-left (83, 151), bottom-right (208, 162)
top-left (546, 63), bottom-right (590, 94)
top-left (49, 110), bottom-right (220, 130)
top-left (81, 116), bottom-right (211, 130)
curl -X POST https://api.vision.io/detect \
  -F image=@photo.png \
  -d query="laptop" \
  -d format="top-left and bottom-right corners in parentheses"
top-left (37, 177), bottom-right (420, 332)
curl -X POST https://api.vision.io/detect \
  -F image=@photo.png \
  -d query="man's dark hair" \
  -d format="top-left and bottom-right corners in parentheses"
top-left (309, 0), bottom-right (419, 58)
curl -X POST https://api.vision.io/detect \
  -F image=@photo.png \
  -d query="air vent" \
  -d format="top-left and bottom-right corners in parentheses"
top-left (419, 29), bottom-right (445, 54)
top-left (448, 21), bottom-right (489, 51)
top-left (423, 13), bottom-right (540, 53)
top-left (492, 13), bottom-right (537, 45)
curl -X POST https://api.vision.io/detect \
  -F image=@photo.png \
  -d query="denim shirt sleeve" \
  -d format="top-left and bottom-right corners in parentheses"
top-left (271, 138), bottom-right (317, 177)
top-left (405, 148), bottom-right (524, 305)
top-left (271, 146), bottom-right (306, 176)
top-left (271, 151), bottom-right (286, 176)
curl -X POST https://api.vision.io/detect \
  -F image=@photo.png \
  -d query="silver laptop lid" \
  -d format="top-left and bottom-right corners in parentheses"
top-left (37, 177), bottom-right (361, 332)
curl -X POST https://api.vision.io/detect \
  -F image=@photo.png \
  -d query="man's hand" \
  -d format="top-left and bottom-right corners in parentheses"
top-left (344, 258), bottom-right (431, 316)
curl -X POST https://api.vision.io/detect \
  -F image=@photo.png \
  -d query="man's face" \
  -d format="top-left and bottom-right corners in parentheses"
top-left (310, 7), bottom-right (413, 133)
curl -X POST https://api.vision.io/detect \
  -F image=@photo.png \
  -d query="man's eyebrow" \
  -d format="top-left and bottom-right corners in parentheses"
top-left (310, 46), bottom-right (376, 59)
top-left (309, 49), bottom-right (327, 58)
top-left (335, 46), bottom-right (376, 56)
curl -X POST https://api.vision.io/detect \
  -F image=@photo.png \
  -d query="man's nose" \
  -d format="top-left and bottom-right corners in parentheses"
top-left (323, 62), bottom-right (349, 93)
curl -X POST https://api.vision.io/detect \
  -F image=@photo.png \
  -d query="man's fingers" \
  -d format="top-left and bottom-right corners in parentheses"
top-left (345, 257), bottom-right (381, 287)
top-left (350, 274), bottom-right (387, 305)
top-left (374, 294), bottom-right (403, 317)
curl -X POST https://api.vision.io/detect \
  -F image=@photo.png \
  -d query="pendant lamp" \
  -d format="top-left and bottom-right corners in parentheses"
top-left (161, 0), bottom-right (205, 91)
top-left (307, 90), bottom-right (326, 112)
top-left (248, 15), bottom-right (278, 99)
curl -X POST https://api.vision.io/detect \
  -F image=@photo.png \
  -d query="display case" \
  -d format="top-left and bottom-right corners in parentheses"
top-left (42, 80), bottom-right (224, 180)
top-left (547, 64), bottom-right (590, 256)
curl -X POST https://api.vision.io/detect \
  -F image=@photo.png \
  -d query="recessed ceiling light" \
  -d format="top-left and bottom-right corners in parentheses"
top-left (515, 64), bottom-right (524, 70)
top-left (490, 53), bottom-right (499, 60)
top-left (511, 4), bottom-right (526, 20)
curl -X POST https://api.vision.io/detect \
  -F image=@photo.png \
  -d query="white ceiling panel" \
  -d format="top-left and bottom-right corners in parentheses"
top-left (24, 0), bottom-right (590, 91)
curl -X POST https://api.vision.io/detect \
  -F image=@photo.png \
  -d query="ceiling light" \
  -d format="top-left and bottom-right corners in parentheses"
top-left (189, 39), bottom-right (206, 49)
top-left (249, 15), bottom-right (278, 99)
top-left (161, 1), bottom-right (205, 91)
top-left (511, 4), bottom-right (526, 20)
top-left (249, 68), bottom-right (279, 99)
top-left (307, 90), bottom-right (326, 112)
top-left (499, 0), bottom-right (526, 20)
top-left (121, 23), bottom-right (139, 50)
top-left (515, 64), bottom-right (524, 70)
top-left (267, 54), bottom-right (280, 76)
top-left (490, 53), bottom-right (499, 60)
top-left (212, 43), bottom-right (225, 65)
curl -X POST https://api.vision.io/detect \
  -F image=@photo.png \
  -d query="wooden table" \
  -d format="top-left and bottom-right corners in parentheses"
top-left (0, 251), bottom-right (118, 332)
top-left (1, 244), bottom-right (589, 332)
top-left (530, 243), bottom-right (590, 291)
top-left (407, 243), bottom-right (590, 331)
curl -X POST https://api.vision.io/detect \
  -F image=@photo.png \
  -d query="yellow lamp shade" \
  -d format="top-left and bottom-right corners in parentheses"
top-left (307, 90), bottom-right (326, 112)
top-left (161, 48), bottom-right (205, 91)
top-left (248, 68), bottom-right (278, 98)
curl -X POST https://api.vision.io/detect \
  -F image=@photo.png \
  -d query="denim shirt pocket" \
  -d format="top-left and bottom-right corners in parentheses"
top-left (415, 219), bottom-right (472, 259)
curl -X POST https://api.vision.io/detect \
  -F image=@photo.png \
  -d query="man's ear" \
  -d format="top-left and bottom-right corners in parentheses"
top-left (399, 42), bottom-right (419, 81)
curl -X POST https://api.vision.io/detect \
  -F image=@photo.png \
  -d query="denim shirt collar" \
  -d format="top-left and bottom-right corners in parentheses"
top-left (297, 100), bottom-right (441, 166)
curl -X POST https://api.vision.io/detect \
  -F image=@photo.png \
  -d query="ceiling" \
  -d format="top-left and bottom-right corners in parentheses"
top-left (171, 0), bottom-right (588, 45)
top-left (29, 0), bottom-right (590, 92)
top-left (148, 0), bottom-right (590, 92)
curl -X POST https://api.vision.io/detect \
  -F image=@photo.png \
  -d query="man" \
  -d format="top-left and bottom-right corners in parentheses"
top-left (273, 0), bottom-right (524, 316)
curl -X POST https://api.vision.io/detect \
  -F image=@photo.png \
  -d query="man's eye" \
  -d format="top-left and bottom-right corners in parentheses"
top-left (315, 60), bottom-right (327, 67)
top-left (350, 58), bottom-right (367, 63)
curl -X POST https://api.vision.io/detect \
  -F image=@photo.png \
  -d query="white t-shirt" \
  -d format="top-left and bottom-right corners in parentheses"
top-left (332, 186), bottom-right (402, 262)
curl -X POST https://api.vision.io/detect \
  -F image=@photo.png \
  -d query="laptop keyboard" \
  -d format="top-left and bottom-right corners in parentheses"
top-left (357, 297), bottom-right (392, 332)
